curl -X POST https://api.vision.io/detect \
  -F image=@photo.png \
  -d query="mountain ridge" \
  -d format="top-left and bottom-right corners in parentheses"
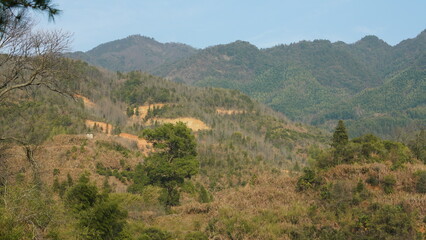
top-left (66, 30), bottom-right (426, 138)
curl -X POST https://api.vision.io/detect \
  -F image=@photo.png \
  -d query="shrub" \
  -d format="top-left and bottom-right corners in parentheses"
top-left (352, 180), bottom-right (371, 205)
top-left (198, 185), bottom-right (213, 203)
top-left (184, 232), bottom-right (208, 240)
top-left (65, 181), bottom-right (100, 212)
top-left (65, 175), bottom-right (128, 240)
top-left (366, 174), bottom-right (380, 186)
top-left (350, 204), bottom-right (416, 239)
top-left (296, 168), bottom-right (322, 191)
top-left (78, 201), bottom-right (128, 240)
top-left (381, 175), bottom-right (396, 194)
top-left (415, 171), bottom-right (426, 193)
top-left (138, 227), bottom-right (172, 240)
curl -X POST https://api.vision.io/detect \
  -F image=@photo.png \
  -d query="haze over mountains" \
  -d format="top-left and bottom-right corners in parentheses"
top-left (68, 31), bottom-right (426, 138)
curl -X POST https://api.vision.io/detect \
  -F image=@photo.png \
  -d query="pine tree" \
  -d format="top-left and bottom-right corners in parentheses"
top-left (332, 120), bottom-right (348, 149)
top-left (331, 120), bottom-right (349, 164)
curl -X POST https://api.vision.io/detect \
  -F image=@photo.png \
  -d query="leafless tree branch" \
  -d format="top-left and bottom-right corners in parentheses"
top-left (0, 13), bottom-right (72, 101)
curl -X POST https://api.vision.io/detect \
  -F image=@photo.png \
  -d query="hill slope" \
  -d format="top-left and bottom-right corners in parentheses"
top-left (0, 61), bottom-right (327, 190)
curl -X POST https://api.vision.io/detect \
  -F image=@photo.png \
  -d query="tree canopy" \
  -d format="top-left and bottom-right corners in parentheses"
top-left (143, 121), bottom-right (197, 161)
top-left (130, 122), bottom-right (199, 206)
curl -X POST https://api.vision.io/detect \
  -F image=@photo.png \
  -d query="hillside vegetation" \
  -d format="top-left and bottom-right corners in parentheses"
top-left (1, 3), bottom-right (425, 239)
top-left (0, 59), bottom-right (326, 192)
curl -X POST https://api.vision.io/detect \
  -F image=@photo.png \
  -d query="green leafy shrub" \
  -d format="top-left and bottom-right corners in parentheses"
top-left (381, 175), bottom-right (396, 194)
top-left (352, 181), bottom-right (371, 205)
top-left (366, 174), bottom-right (380, 186)
top-left (296, 168), bottom-right (322, 191)
top-left (65, 180), bottom-right (101, 212)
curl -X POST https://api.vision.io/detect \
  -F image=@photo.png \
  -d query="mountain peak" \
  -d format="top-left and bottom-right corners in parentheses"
top-left (355, 35), bottom-right (389, 48)
top-left (68, 34), bottom-right (198, 72)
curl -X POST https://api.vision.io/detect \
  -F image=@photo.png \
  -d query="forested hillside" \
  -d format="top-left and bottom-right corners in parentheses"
top-left (157, 31), bottom-right (426, 138)
top-left (68, 30), bottom-right (426, 138)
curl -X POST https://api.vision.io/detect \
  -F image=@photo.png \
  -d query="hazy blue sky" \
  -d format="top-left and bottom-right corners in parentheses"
top-left (36, 0), bottom-right (426, 52)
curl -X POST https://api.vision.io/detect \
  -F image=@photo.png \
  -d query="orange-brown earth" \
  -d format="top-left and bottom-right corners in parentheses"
top-left (149, 117), bottom-right (210, 131)
top-left (74, 94), bottom-right (96, 109)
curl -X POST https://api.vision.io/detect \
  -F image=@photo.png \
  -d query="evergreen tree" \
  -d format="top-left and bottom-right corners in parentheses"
top-left (331, 120), bottom-right (349, 163)
top-left (332, 120), bottom-right (349, 149)
top-left (1, 0), bottom-right (60, 33)
top-left (409, 129), bottom-right (426, 163)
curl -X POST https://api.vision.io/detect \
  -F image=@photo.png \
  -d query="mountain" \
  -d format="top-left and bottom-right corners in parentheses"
top-left (67, 35), bottom-right (198, 72)
top-left (66, 31), bottom-right (426, 138)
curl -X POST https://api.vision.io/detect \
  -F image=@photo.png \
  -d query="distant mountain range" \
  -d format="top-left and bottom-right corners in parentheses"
top-left (67, 31), bottom-right (426, 138)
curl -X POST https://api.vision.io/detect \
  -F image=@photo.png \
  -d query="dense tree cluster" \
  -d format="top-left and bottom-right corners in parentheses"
top-left (313, 120), bottom-right (413, 169)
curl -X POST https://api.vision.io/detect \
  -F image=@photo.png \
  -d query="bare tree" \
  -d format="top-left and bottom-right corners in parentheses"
top-left (0, 13), bottom-right (72, 101)
top-left (0, 13), bottom-right (73, 184)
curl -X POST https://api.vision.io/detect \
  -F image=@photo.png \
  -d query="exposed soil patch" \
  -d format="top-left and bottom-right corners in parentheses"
top-left (216, 108), bottom-right (247, 115)
top-left (149, 117), bottom-right (210, 131)
top-left (133, 103), bottom-right (168, 119)
top-left (74, 94), bottom-right (96, 108)
top-left (118, 133), bottom-right (151, 154)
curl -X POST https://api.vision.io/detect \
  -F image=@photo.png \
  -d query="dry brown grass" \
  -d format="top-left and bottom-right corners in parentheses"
top-left (3, 134), bottom-right (144, 192)
top-left (322, 162), bottom-right (426, 215)
top-left (85, 119), bottom-right (113, 134)
top-left (139, 162), bottom-right (426, 239)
